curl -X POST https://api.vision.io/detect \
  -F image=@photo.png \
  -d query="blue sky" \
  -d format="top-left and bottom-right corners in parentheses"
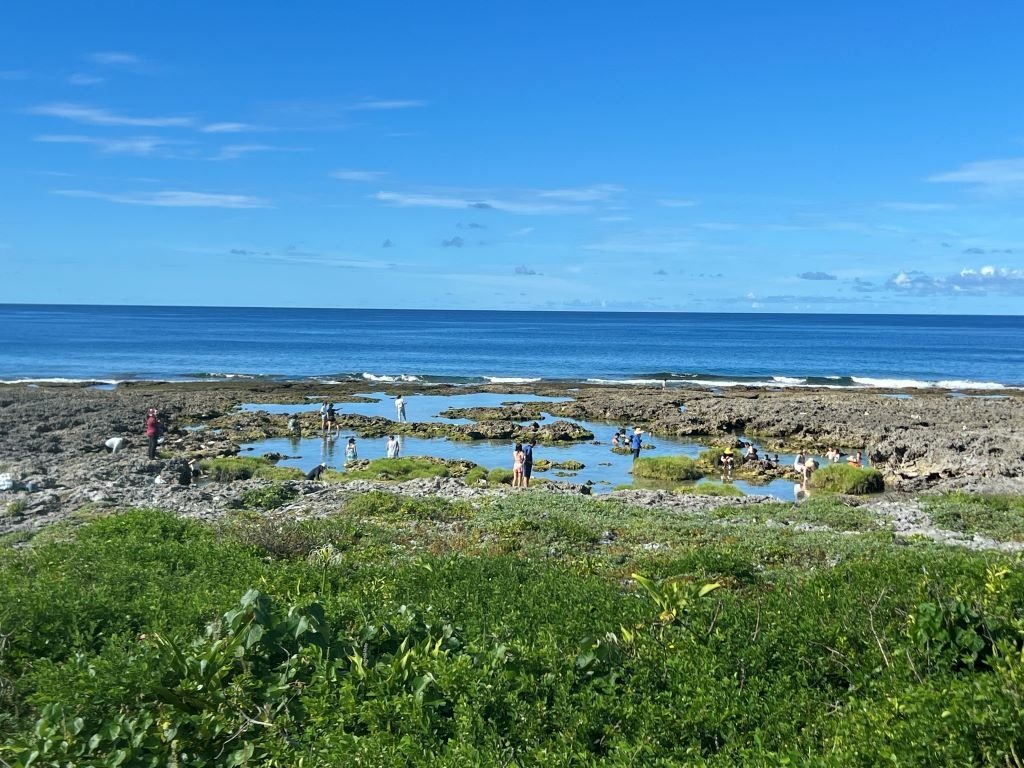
top-left (2, 1), bottom-right (1023, 313)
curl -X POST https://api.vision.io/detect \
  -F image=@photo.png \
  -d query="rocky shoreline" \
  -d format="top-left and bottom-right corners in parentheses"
top-left (1, 380), bottom-right (1022, 546)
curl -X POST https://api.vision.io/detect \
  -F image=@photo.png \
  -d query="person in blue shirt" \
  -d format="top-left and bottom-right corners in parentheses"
top-left (522, 438), bottom-right (536, 487)
top-left (630, 428), bottom-right (643, 461)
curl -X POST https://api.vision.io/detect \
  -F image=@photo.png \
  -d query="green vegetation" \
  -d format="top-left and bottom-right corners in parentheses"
top-left (923, 492), bottom-right (1024, 542)
top-left (201, 455), bottom-right (305, 482)
top-left (341, 457), bottom-right (451, 482)
top-left (240, 482), bottom-right (298, 510)
top-left (808, 463), bottom-right (885, 494)
top-left (1, 494), bottom-right (1023, 766)
top-left (486, 467), bottom-right (513, 485)
top-left (709, 496), bottom-right (887, 532)
top-left (675, 482), bottom-right (745, 497)
top-left (633, 454), bottom-right (703, 481)
top-left (4, 499), bottom-right (28, 516)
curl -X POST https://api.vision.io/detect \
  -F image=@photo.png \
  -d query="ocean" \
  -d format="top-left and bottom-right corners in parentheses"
top-left (1, 304), bottom-right (1022, 389)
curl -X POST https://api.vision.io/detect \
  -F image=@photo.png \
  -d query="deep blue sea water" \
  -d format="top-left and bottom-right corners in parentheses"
top-left (2, 304), bottom-right (1023, 389)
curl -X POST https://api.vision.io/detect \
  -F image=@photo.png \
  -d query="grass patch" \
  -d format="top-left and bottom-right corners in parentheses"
top-left (675, 482), bottom-right (745, 497)
top-left (341, 457), bottom-right (450, 482)
top-left (632, 454), bottom-right (703, 481)
top-left (808, 463), bottom-right (884, 494)
top-left (200, 455), bottom-right (304, 482)
top-left (4, 499), bottom-right (28, 516)
top-left (487, 467), bottom-right (514, 485)
top-left (923, 492), bottom-right (1024, 542)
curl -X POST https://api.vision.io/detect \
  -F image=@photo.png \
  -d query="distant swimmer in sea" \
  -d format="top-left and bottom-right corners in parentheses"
top-left (848, 451), bottom-right (863, 468)
top-left (306, 463), bottom-right (327, 480)
top-left (826, 446), bottom-right (841, 463)
top-left (612, 431), bottom-right (621, 448)
top-left (395, 395), bottom-right (407, 422)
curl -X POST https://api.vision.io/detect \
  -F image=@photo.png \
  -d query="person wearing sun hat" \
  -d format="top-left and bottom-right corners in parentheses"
top-left (720, 445), bottom-right (735, 479)
top-left (630, 427), bottom-right (644, 461)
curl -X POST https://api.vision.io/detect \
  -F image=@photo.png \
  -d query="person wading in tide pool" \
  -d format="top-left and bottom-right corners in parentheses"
top-left (630, 428), bottom-right (643, 461)
top-left (395, 395), bottom-right (407, 422)
top-left (386, 434), bottom-right (400, 459)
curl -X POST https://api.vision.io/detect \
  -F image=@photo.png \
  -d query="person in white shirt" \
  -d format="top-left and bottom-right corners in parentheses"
top-left (395, 395), bottom-right (407, 422)
top-left (386, 435), bottom-right (400, 459)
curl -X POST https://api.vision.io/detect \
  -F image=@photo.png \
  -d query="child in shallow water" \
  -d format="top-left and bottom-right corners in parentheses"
top-left (345, 438), bottom-right (358, 462)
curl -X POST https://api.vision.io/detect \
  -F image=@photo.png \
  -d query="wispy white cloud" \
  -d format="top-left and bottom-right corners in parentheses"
top-left (657, 198), bottom-right (698, 208)
top-left (88, 52), bottom-right (143, 66)
top-left (538, 184), bottom-right (623, 202)
top-left (928, 158), bottom-right (1024, 190)
top-left (596, 215), bottom-right (632, 222)
top-left (0, 69), bottom-right (31, 81)
top-left (213, 144), bottom-right (305, 161)
top-left (886, 265), bottom-right (1024, 295)
top-left (35, 134), bottom-right (186, 157)
top-left (27, 102), bottom-right (194, 127)
top-left (373, 190), bottom-right (582, 215)
top-left (201, 122), bottom-right (265, 133)
top-left (350, 99), bottom-right (427, 111)
top-left (68, 73), bottom-right (105, 86)
top-left (331, 169), bottom-right (388, 182)
top-left (880, 201), bottom-right (957, 212)
top-left (583, 230), bottom-right (696, 255)
top-left (52, 189), bottom-right (270, 209)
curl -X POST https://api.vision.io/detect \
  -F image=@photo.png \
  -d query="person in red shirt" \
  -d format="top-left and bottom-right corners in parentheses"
top-left (145, 408), bottom-right (163, 460)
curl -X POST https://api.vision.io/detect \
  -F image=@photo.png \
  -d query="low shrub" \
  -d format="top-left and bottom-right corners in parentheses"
top-left (4, 499), bottom-right (28, 516)
top-left (674, 482), bottom-right (744, 497)
top-left (632, 455), bottom-right (703, 481)
top-left (923, 492), bottom-right (1024, 542)
top-left (463, 466), bottom-right (488, 485)
top-left (240, 483), bottom-right (298, 510)
top-left (201, 456), bottom-right (303, 482)
top-left (487, 467), bottom-right (513, 485)
top-left (808, 464), bottom-right (884, 494)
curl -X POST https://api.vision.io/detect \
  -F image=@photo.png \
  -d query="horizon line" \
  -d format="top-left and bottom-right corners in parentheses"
top-left (0, 301), bottom-right (1022, 319)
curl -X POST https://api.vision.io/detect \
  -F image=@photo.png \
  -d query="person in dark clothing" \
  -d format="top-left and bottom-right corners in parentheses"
top-left (522, 438), bottom-right (536, 488)
top-left (306, 463), bottom-right (327, 480)
top-left (145, 408), bottom-right (162, 460)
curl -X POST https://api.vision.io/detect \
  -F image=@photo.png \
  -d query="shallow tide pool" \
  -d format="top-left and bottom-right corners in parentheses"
top-left (239, 392), bottom-right (804, 498)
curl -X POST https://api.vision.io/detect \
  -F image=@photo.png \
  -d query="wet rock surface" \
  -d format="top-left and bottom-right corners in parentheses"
top-left (1, 381), bottom-right (1022, 546)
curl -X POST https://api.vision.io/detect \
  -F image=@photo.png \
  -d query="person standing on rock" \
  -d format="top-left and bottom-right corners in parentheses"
top-left (395, 395), bottom-right (407, 422)
top-left (522, 438), bottom-right (535, 488)
top-left (512, 442), bottom-right (525, 488)
top-left (145, 408), bottom-right (163, 460)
